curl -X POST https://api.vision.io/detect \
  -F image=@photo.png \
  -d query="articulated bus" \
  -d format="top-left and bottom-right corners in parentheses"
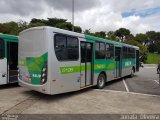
top-left (0, 33), bottom-right (18, 85)
top-left (18, 27), bottom-right (139, 95)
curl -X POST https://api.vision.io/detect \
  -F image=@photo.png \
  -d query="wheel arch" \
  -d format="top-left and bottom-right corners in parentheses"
top-left (99, 71), bottom-right (107, 82)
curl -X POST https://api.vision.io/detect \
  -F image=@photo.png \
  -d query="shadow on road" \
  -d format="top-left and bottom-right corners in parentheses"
top-left (0, 83), bottom-right (19, 90)
top-left (21, 87), bottom-right (94, 102)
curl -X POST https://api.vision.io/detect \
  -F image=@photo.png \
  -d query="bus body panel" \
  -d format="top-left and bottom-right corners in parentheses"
top-left (0, 58), bottom-right (7, 85)
top-left (18, 26), bottom-right (140, 95)
top-left (18, 27), bottom-right (51, 94)
top-left (49, 32), bottom-right (82, 95)
top-left (122, 58), bottom-right (136, 77)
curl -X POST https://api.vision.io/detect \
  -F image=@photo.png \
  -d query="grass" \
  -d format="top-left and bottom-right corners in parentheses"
top-left (146, 53), bottom-right (160, 64)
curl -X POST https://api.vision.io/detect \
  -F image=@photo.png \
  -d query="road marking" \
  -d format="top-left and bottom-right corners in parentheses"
top-left (123, 79), bottom-right (129, 92)
top-left (154, 80), bottom-right (159, 85)
top-left (94, 89), bottom-right (160, 98)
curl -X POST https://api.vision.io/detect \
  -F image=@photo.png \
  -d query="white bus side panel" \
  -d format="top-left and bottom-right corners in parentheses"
top-left (0, 58), bottom-right (7, 85)
top-left (48, 33), bottom-right (81, 95)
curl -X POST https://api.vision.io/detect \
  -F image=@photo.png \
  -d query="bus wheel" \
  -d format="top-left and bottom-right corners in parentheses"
top-left (130, 68), bottom-right (134, 78)
top-left (97, 73), bottom-right (106, 89)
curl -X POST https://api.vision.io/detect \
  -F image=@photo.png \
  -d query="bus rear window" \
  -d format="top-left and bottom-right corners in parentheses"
top-left (0, 38), bottom-right (4, 59)
top-left (54, 34), bottom-right (79, 61)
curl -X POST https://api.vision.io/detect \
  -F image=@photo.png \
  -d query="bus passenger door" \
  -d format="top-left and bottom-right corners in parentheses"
top-left (115, 47), bottom-right (122, 78)
top-left (7, 42), bottom-right (18, 83)
top-left (80, 42), bottom-right (93, 87)
top-left (136, 50), bottom-right (140, 71)
top-left (0, 38), bottom-right (7, 85)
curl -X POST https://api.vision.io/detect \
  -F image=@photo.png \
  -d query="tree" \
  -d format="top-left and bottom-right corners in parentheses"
top-left (126, 34), bottom-right (135, 41)
top-left (135, 33), bottom-right (148, 45)
top-left (124, 40), bottom-right (148, 62)
top-left (83, 29), bottom-right (91, 34)
top-left (115, 28), bottom-right (130, 42)
top-left (30, 18), bottom-right (82, 33)
top-left (146, 31), bottom-right (160, 53)
top-left (17, 20), bottom-right (28, 33)
top-left (0, 22), bottom-right (19, 35)
top-left (106, 31), bottom-right (118, 41)
top-left (28, 22), bottom-right (46, 28)
top-left (94, 31), bottom-right (106, 38)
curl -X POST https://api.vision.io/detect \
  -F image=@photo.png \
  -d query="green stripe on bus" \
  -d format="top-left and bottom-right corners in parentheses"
top-left (60, 63), bottom-right (115, 74)
top-left (60, 65), bottom-right (91, 74)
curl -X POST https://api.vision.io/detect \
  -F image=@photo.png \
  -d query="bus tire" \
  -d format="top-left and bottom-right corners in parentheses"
top-left (97, 73), bottom-right (106, 89)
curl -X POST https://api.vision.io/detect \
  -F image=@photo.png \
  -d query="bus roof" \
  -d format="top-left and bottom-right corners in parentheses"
top-left (84, 34), bottom-right (139, 49)
top-left (20, 26), bottom-right (139, 49)
top-left (0, 33), bottom-right (18, 42)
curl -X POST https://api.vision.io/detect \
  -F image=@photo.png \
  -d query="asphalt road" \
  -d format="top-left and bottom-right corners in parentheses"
top-left (0, 65), bottom-right (160, 120)
top-left (104, 65), bottom-right (160, 96)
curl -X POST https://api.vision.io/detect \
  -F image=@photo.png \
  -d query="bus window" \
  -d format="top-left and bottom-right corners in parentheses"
top-left (0, 38), bottom-right (4, 59)
top-left (123, 47), bottom-right (127, 59)
top-left (87, 43), bottom-right (92, 62)
top-left (67, 36), bottom-right (79, 60)
top-left (127, 47), bottom-right (135, 58)
top-left (54, 34), bottom-right (78, 61)
top-left (110, 44), bottom-right (114, 59)
top-left (81, 42), bottom-right (85, 63)
top-left (55, 35), bottom-right (67, 61)
top-left (106, 43), bottom-right (114, 59)
top-left (95, 42), bottom-right (105, 59)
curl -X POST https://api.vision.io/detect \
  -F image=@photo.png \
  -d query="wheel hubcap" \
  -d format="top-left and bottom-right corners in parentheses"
top-left (99, 76), bottom-right (104, 87)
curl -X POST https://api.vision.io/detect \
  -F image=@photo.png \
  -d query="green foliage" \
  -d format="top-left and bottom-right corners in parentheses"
top-left (115, 28), bottom-right (130, 41)
top-left (135, 33), bottom-right (148, 44)
top-left (17, 20), bottom-right (28, 33)
top-left (28, 22), bottom-right (46, 28)
top-left (107, 31), bottom-right (116, 39)
top-left (0, 22), bottom-right (19, 35)
top-left (146, 31), bottom-right (160, 53)
top-left (123, 40), bottom-right (148, 63)
top-left (146, 53), bottom-right (160, 64)
top-left (0, 18), bottom-right (160, 64)
top-left (94, 31), bottom-right (106, 38)
top-left (0, 18), bottom-right (82, 35)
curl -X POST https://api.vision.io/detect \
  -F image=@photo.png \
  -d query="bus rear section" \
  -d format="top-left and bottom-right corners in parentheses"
top-left (18, 27), bottom-right (50, 94)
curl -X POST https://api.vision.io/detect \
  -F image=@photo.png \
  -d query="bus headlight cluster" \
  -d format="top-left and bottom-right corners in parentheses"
top-left (41, 64), bottom-right (47, 84)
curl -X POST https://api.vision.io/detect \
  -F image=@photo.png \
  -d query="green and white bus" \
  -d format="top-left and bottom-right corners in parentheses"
top-left (0, 33), bottom-right (18, 85)
top-left (18, 26), bottom-right (139, 95)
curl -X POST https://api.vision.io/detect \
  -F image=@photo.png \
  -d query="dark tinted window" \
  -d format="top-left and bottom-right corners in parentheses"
top-left (127, 47), bottom-right (135, 58)
top-left (106, 43), bottom-right (114, 59)
top-left (86, 43), bottom-right (92, 62)
top-left (123, 47), bottom-right (127, 58)
top-left (67, 37), bottom-right (78, 48)
top-left (55, 35), bottom-right (67, 60)
top-left (110, 44), bottom-right (114, 59)
top-left (81, 43), bottom-right (85, 63)
top-left (55, 35), bottom-right (66, 49)
top-left (55, 34), bottom-right (79, 61)
top-left (0, 38), bottom-right (4, 59)
top-left (95, 42), bottom-right (105, 59)
top-left (67, 36), bottom-right (79, 60)
top-left (7, 42), bottom-right (18, 70)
